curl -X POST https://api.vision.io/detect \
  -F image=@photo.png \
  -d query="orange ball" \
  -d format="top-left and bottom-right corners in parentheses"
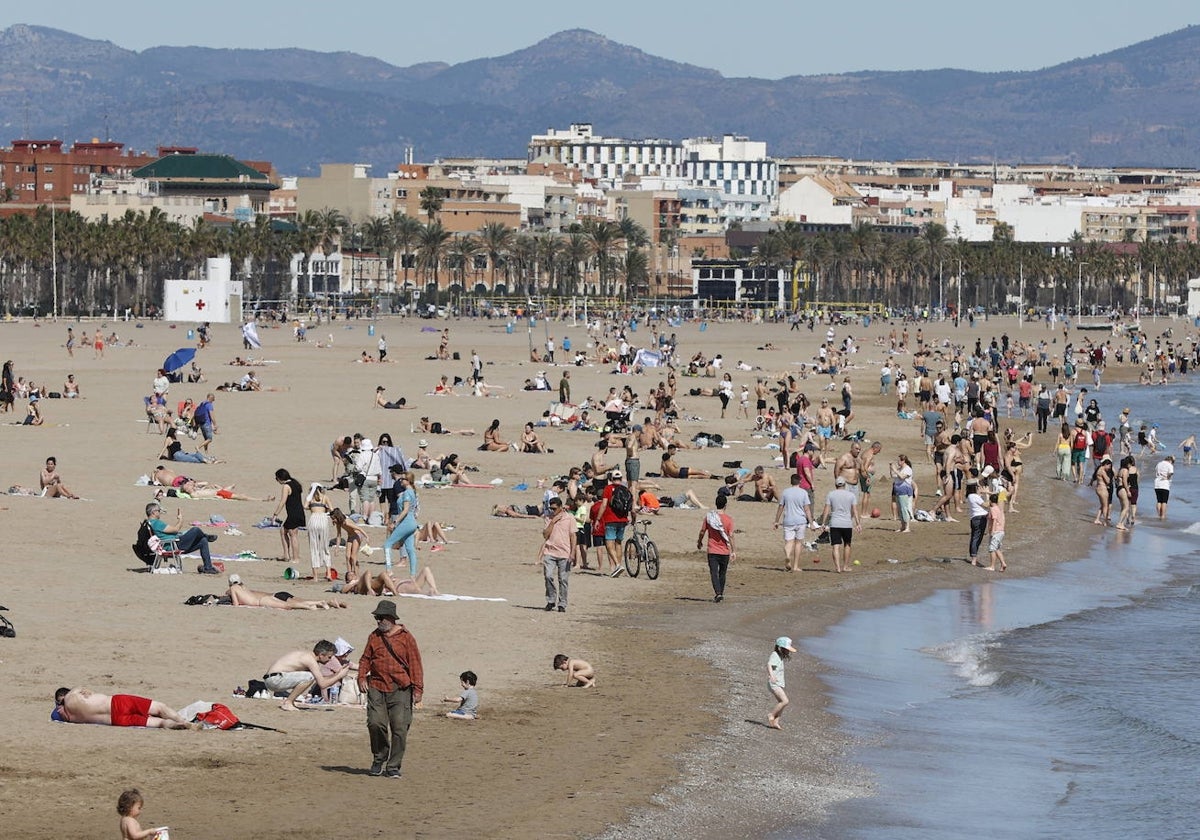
top-left (870, 508), bottom-right (881, 518)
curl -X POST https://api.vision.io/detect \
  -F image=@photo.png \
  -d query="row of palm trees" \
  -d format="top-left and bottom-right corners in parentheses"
top-left (4, 204), bottom-right (1200, 316)
top-left (751, 221), bottom-right (1200, 313)
top-left (0, 205), bottom-right (656, 315)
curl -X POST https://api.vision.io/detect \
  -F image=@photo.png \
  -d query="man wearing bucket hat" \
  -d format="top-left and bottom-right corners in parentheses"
top-left (358, 600), bottom-right (424, 778)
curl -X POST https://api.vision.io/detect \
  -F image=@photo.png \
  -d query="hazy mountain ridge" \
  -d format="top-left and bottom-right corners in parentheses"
top-left (3, 23), bottom-right (1200, 173)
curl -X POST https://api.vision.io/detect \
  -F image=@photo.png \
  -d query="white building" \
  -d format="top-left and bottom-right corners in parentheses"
top-left (777, 175), bottom-right (860, 225)
top-left (528, 123), bottom-right (685, 183)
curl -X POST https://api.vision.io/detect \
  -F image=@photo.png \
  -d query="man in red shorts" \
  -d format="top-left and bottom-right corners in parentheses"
top-left (53, 687), bottom-right (197, 729)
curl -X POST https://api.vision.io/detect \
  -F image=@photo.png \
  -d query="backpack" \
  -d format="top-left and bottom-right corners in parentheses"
top-left (609, 484), bottom-right (633, 517)
top-left (132, 521), bottom-right (156, 566)
top-left (195, 702), bottom-right (240, 730)
top-left (1092, 432), bottom-right (1109, 457)
top-left (1072, 430), bottom-right (1089, 451)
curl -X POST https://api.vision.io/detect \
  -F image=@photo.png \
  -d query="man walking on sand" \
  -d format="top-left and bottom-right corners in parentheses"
top-left (540, 497), bottom-right (576, 612)
top-left (774, 473), bottom-right (813, 572)
top-left (263, 640), bottom-right (351, 711)
top-left (819, 476), bottom-right (862, 573)
top-left (358, 600), bottom-right (424, 778)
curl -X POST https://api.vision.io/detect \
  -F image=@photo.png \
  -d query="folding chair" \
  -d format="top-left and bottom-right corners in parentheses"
top-left (149, 534), bottom-right (184, 574)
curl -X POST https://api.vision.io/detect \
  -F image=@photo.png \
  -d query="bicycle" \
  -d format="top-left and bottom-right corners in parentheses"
top-left (623, 519), bottom-right (659, 579)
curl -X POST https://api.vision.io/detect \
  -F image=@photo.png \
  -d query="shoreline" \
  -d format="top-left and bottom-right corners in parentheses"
top-left (0, 314), bottom-right (1176, 838)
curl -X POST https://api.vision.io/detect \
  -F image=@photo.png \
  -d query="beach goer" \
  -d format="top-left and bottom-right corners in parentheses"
top-left (374, 386), bottom-right (410, 409)
top-left (661, 449), bottom-right (713, 480)
top-left (774, 474), bottom-right (813, 572)
top-left (541, 497), bottom-right (576, 612)
top-left (767, 636), bottom-right (797, 730)
top-left (262, 640), bottom-right (351, 711)
top-left (330, 507), bottom-right (370, 578)
top-left (226, 574), bottom-right (346, 610)
top-left (697, 494), bottom-right (735, 602)
top-left (52, 687), bottom-right (194, 729)
top-left (157, 428), bottom-right (219, 464)
top-left (553, 654), bottom-right (595, 688)
top-left (272, 468), bottom-right (305, 565)
top-left (117, 788), bottom-right (163, 840)
top-left (1115, 456), bottom-right (1139, 530)
top-left (1089, 456), bottom-right (1114, 526)
top-left (819, 476), bottom-right (861, 573)
top-left (384, 471), bottom-right (420, 576)
top-left (595, 469), bottom-right (631, 577)
top-left (358, 599), bottom-right (425, 778)
top-left (63, 373), bottom-right (80, 397)
top-left (482, 419), bottom-right (512, 451)
top-left (340, 567), bottom-right (440, 597)
top-left (521, 422), bottom-right (548, 453)
top-left (193, 393), bottom-right (217, 453)
top-left (306, 483), bottom-right (334, 581)
top-left (24, 395), bottom-right (43, 426)
top-left (966, 480), bottom-right (989, 566)
top-left (986, 493), bottom-right (1007, 572)
top-left (1179, 434), bottom-right (1196, 466)
top-left (443, 671), bottom-right (479, 720)
top-left (39, 456), bottom-right (80, 499)
top-left (144, 501), bottom-right (218, 574)
top-left (1153, 455), bottom-right (1175, 519)
top-left (889, 455), bottom-right (917, 534)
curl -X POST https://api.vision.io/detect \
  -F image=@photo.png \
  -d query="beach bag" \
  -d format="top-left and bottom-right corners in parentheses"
top-left (132, 521), bottom-right (156, 566)
top-left (609, 484), bottom-right (634, 517)
top-left (196, 702), bottom-right (240, 730)
top-left (1072, 429), bottom-right (1088, 451)
top-left (0, 608), bottom-right (14, 638)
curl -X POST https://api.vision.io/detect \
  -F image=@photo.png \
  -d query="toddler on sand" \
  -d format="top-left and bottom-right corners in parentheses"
top-left (553, 654), bottom-right (595, 687)
top-left (443, 670), bottom-right (480, 719)
top-left (118, 788), bottom-right (167, 840)
top-left (767, 636), bottom-right (797, 730)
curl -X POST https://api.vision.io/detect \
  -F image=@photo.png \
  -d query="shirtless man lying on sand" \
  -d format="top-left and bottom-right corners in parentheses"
top-left (53, 687), bottom-right (197, 729)
top-left (226, 574), bottom-right (346, 610)
top-left (262, 640), bottom-right (351, 711)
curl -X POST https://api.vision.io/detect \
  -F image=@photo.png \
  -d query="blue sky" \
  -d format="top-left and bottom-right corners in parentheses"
top-left (6, 1), bottom-right (1197, 79)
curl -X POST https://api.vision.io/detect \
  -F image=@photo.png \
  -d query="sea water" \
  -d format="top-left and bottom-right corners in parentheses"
top-left (787, 378), bottom-right (1200, 840)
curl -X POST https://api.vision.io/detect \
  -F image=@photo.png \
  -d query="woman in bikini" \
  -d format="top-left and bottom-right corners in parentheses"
top-left (339, 567), bottom-right (440, 597)
top-left (330, 507), bottom-right (370, 579)
top-left (226, 577), bottom-right (346, 610)
top-left (482, 419), bottom-right (511, 452)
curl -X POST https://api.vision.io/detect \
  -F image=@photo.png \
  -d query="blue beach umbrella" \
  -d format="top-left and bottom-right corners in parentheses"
top-left (162, 347), bottom-right (197, 373)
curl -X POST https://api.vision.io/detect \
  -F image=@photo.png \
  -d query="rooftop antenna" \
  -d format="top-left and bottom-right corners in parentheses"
top-left (104, 113), bottom-right (110, 142)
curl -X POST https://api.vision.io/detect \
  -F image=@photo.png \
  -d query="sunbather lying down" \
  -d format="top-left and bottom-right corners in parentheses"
top-left (226, 575), bottom-right (346, 609)
top-left (335, 567), bottom-right (439, 597)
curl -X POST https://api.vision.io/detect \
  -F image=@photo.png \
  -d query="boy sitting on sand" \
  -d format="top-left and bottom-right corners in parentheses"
top-left (553, 654), bottom-right (595, 688)
top-left (443, 670), bottom-right (480, 719)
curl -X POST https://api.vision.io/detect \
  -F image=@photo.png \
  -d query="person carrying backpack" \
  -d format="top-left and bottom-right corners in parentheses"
top-left (1071, 421), bottom-right (1091, 484)
top-left (1092, 421), bottom-right (1112, 463)
top-left (596, 470), bottom-right (631, 578)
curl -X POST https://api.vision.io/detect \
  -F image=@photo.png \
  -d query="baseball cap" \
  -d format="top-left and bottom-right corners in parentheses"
top-left (775, 636), bottom-right (797, 652)
top-left (228, 574), bottom-right (242, 586)
top-left (835, 476), bottom-right (847, 486)
top-left (610, 469), bottom-right (623, 479)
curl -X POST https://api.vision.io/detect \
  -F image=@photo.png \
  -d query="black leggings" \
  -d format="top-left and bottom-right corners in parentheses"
top-left (969, 515), bottom-right (988, 559)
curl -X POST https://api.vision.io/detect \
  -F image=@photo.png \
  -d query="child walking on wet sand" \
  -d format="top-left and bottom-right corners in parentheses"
top-left (767, 636), bottom-right (797, 730)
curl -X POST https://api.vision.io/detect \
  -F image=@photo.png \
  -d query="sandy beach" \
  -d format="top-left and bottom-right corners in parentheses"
top-left (0, 311), bottom-right (1141, 838)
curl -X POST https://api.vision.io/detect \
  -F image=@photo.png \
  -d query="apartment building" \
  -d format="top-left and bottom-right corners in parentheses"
top-left (296, 163), bottom-right (397, 221)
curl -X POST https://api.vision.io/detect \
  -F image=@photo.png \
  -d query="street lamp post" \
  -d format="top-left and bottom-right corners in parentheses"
top-left (1077, 261), bottom-right (1088, 322)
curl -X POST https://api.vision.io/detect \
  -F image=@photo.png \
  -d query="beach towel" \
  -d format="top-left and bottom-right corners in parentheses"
top-left (241, 321), bottom-right (262, 349)
top-left (449, 483), bottom-right (497, 489)
top-left (397, 593), bottom-right (507, 602)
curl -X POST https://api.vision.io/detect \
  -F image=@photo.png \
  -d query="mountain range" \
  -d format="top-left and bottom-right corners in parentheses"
top-left (3, 23), bottom-right (1200, 175)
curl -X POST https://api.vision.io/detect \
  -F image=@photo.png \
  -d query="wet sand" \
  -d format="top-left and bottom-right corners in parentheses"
top-left (0, 313), bottom-right (1137, 838)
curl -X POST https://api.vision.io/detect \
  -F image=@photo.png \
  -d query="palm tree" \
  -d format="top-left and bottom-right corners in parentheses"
top-left (563, 232), bottom-right (591, 296)
top-left (620, 248), bottom-right (650, 297)
top-left (417, 222), bottom-right (451, 290)
top-left (584, 220), bottom-right (622, 296)
top-left (448, 234), bottom-right (482, 293)
top-left (919, 222), bottom-right (951, 312)
top-left (391, 212), bottom-right (423, 292)
top-left (478, 221), bottom-right (514, 293)
top-left (419, 187), bottom-right (446, 223)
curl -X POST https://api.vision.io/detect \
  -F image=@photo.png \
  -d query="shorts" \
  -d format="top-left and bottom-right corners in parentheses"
top-left (988, 531), bottom-right (1005, 552)
top-left (624, 458), bottom-right (641, 482)
top-left (783, 524), bottom-right (806, 542)
top-left (216, 488), bottom-right (233, 499)
top-left (828, 526), bottom-right (853, 546)
top-left (677, 467), bottom-right (690, 479)
top-left (1019, 396), bottom-right (1030, 409)
top-left (1155, 488), bottom-right (1170, 504)
top-left (604, 522), bottom-right (627, 542)
top-left (264, 671), bottom-right (312, 694)
top-left (817, 425), bottom-right (833, 439)
top-left (447, 710), bottom-right (477, 719)
top-left (1052, 405), bottom-right (1066, 418)
top-left (923, 434), bottom-right (935, 447)
top-left (1071, 450), bottom-right (1087, 465)
top-left (200, 421), bottom-right (214, 442)
top-left (859, 475), bottom-right (871, 494)
top-left (756, 399), bottom-right (767, 411)
top-left (109, 694), bottom-right (152, 727)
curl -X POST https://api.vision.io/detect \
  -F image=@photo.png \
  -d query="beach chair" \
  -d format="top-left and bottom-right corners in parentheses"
top-left (149, 534), bottom-right (184, 574)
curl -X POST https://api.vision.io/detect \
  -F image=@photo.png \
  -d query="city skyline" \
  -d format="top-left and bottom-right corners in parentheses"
top-left (4, 1), bottom-right (1197, 80)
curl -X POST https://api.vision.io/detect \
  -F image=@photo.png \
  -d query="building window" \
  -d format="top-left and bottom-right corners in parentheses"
top-left (44, 165), bottom-right (54, 173)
